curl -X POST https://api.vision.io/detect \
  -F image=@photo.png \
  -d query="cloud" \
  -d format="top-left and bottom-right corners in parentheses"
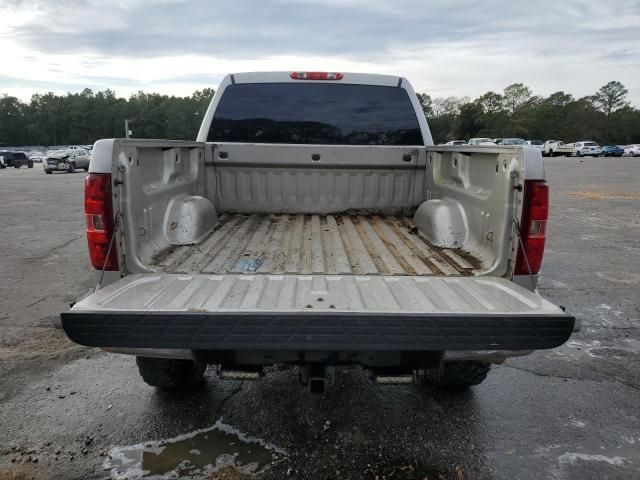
top-left (1, 0), bottom-right (639, 102)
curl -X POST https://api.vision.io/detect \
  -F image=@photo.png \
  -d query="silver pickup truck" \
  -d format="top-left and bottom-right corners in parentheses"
top-left (62, 71), bottom-right (575, 392)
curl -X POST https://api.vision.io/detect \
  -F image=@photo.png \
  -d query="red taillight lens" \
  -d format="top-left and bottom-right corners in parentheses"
top-left (290, 71), bottom-right (344, 80)
top-left (514, 180), bottom-right (549, 275)
top-left (85, 173), bottom-right (118, 271)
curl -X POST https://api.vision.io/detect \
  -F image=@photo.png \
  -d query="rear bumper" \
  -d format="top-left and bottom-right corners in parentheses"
top-left (61, 311), bottom-right (575, 352)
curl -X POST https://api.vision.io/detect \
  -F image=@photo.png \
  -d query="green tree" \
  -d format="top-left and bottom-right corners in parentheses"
top-left (454, 102), bottom-right (484, 139)
top-left (474, 92), bottom-right (508, 137)
top-left (0, 95), bottom-right (28, 144)
top-left (503, 83), bottom-right (532, 116)
top-left (416, 93), bottom-right (434, 117)
top-left (475, 91), bottom-right (505, 114)
top-left (594, 81), bottom-right (630, 117)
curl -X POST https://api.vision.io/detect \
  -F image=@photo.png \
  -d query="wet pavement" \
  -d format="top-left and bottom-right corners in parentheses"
top-left (1, 158), bottom-right (639, 479)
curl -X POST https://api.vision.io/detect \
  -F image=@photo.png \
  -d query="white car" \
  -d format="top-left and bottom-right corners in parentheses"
top-left (468, 138), bottom-right (496, 145)
top-left (499, 138), bottom-right (527, 146)
top-left (28, 151), bottom-right (46, 163)
top-left (623, 144), bottom-right (640, 157)
top-left (573, 141), bottom-right (602, 157)
top-left (526, 140), bottom-right (544, 151)
top-left (543, 140), bottom-right (575, 157)
top-left (443, 140), bottom-right (467, 146)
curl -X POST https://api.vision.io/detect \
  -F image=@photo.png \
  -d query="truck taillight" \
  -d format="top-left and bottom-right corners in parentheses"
top-left (290, 71), bottom-right (344, 80)
top-left (514, 180), bottom-right (549, 276)
top-left (85, 173), bottom-right (118, 271)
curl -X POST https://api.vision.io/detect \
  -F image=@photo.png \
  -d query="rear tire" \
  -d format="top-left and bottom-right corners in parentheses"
top-left (67, 163), bottom-right (76, 173)
top-left (136, 357), bottom-right (206, 389)
top-left (422, 361), bottom-right (491, 390)
top-left (44, 169), bottom-right (52, 174)
top-left (576, 150), bottom-right (582, 157)
top-left (28, 161), bottom-right (33, 168)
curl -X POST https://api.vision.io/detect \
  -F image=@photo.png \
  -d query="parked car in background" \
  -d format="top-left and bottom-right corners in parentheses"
top-left (443, 140), bottom-right (467, 145)
top-left (623, 144), bottom-right (640, 157)
top-left (498, 138), bottom-right (526, 145)
top-left (600, 145), bottom-right (624, 157)
top-left (43, 148), bottom-right (90, 174)
top-left (525, 140), bottom-right (544, 151)
top-left (468, 138), bottom-right (496, 145)
top-left (0, 151), bottom-right (33, 168)
top-left (542, 140), bottom-right (575, 157)
top-left (28, 151), bottom-right (46, 163)
top-left (573, 141), bottom-right (602, 157)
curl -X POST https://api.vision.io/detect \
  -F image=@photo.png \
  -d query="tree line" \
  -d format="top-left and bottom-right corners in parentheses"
top-left (418, 81), bottom-right (639, 144)
top-left (0, 88), bottom-right (215, 147)
top-left (0, 81), bottom-right (638, 146)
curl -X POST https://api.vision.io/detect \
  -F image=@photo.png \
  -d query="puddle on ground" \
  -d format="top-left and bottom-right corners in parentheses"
top-left (104, 419), bottom-right (286, 479)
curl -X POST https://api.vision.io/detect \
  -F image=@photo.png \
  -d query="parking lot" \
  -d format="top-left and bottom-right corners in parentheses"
top-left (1, 157), bottom-right (639, 479)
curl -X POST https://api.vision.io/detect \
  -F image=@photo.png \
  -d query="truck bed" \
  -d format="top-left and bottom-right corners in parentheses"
top-left (152, 213), bottom-right (480, 276)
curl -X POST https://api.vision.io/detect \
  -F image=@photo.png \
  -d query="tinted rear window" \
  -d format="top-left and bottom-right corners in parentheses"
top-left (208, 83), bottom-right (423, 145)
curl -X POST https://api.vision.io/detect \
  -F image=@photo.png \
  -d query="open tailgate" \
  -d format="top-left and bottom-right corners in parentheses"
top-left (62, 274), bottom-right (574, 351)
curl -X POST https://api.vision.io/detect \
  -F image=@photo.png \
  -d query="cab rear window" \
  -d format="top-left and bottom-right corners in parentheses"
top-left (208, 83), bottom-right (423, 145)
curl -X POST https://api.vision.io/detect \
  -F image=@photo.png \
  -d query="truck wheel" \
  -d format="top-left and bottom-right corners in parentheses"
top-left (422, 361), bottom-right (491, 390)
top-left (44, 169), bottom-right (52, 174)
top-left (135, 357), bottom-right (206, 389)
top-left (14, 163), bottom-right (20, 168)
top-left (576, 151), bottom-right (582, 157)
top-left (28, 161), bottom-right (33, 168)
top-left (68, 163), bottom-right (76, 173)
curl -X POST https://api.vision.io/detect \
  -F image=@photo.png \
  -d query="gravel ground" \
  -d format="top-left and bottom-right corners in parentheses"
top-left (0, 157), bottom-right (639, 480)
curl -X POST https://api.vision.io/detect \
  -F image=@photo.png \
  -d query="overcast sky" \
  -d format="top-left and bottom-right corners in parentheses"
top-left (1, 0), bottom-right (639, 104)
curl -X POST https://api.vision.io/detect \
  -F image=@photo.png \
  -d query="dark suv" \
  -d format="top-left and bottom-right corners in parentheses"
top-left (0, 151), bottom-right (33, 169)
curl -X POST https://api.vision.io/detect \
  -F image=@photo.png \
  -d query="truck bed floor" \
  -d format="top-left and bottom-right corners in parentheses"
top-left (153, 214), bottom-right (480, 276)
